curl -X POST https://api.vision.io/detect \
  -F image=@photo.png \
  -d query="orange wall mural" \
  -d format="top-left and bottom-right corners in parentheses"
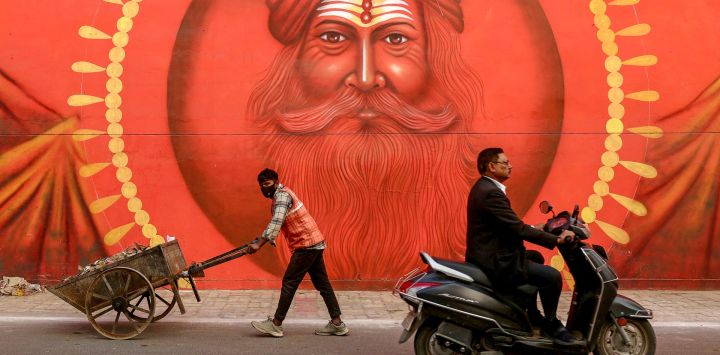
top-left (1, 0), bottom-right (719, 289)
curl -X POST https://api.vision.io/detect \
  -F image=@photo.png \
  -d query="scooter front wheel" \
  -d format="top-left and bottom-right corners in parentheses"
top-left (594, 318), bottom-right (656, 355)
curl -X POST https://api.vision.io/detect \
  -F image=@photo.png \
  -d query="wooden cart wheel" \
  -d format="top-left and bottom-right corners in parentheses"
top-left (128, 282), bottom-right (177, 322)
top-left (84, 267), bottom-right (155, 340)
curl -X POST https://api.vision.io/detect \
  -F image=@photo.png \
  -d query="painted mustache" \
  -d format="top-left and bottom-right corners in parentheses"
top-left (275, 87), bottom-right (457, 133)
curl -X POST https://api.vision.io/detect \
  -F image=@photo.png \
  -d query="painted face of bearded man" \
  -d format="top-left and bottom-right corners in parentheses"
top-left (248, 0), bottom-right (482, 278)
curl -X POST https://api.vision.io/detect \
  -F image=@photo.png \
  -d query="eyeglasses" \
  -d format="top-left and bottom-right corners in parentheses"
top-left (493, 160), bottom-right (511, 166)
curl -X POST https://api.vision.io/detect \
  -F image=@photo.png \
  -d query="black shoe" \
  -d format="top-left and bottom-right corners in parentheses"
top-left (546, 318), bottom-right (584, 347)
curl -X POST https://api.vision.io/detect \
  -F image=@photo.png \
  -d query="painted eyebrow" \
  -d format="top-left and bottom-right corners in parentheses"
top-left (314, 19), bottom-right (416, 34)
top-left (314, 19), bottom-right (357, 32)
top-left (373, 21), bottom-right (417, 33)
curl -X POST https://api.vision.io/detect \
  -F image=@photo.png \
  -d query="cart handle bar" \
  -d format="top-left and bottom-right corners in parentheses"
top-left (185, 242), bottom-right (252, 276)
top-left (177, 242), bottom-right (254, 302)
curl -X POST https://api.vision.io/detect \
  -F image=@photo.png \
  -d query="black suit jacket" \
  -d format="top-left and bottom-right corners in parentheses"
top-left (465, 176), bottom-right (557, 289)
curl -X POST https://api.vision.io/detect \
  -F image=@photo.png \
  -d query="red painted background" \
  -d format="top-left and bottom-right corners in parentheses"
top-left (1, 0), bottom-right (719, 289)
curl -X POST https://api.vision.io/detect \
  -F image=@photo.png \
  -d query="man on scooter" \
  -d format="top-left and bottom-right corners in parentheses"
top-left (466, 147), bottom-right (580, 346)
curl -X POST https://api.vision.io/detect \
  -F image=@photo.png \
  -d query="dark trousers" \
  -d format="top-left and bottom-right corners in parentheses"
top-left (526, 260), bottom-right (562, 320)
top-left (274, 248), bottom-right (342, 321)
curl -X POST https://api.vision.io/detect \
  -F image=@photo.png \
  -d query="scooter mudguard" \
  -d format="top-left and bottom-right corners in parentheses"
top-left (398, 310), bottom-right (427, 344)
top-left (610, 294), bottom-right (653, 319)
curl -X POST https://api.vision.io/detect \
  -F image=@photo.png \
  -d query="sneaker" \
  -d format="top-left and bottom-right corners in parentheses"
top-left (251, 317), bottom-right (284, 337)
top-left (314, 321), bottom-right (349, 336)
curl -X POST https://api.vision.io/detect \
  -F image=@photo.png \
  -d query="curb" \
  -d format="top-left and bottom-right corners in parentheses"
top-left (2, 315), bottom-right (719, 328)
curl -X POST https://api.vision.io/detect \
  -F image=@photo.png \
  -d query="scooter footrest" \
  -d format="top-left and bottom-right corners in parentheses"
top-left (491, 335), bottom-right (513, 344)
top-left (486, 327), bottom-right (532, 338)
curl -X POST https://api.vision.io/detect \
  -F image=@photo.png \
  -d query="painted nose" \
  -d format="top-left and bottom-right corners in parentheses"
top-left (344, 38), bottom-right (386, 92)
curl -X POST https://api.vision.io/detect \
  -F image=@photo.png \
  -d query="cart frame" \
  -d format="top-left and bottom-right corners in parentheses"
top-left (48, 240), bottom-right (190, 339)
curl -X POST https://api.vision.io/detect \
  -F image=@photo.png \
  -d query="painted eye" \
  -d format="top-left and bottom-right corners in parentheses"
top-left (384, 33), bottom-right (408, 45)
top-left (320, 32), bottom-right (347, 43)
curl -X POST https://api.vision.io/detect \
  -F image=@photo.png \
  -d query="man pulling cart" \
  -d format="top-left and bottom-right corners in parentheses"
top-left (48, 168), bottom-right (348, 340)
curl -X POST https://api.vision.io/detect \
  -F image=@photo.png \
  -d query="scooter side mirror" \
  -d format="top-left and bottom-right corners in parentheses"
top-left (539, 201), bottom-right (553, 214)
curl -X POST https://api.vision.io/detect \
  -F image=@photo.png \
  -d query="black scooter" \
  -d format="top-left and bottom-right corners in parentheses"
top-left (394, 201), bottom-right (656, 355)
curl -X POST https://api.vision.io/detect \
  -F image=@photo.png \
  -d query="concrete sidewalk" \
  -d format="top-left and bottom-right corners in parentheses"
top-left (1, 290), bottom-right (719, 326)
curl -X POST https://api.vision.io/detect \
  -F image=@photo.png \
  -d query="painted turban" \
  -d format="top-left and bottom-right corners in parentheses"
top-left (265, 0), bottom-right (464, 45)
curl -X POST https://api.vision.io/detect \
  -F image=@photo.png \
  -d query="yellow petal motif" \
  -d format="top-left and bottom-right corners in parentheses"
top-left (79, 162), bottom-right (111, 177)
top-left (595, 219), bottom-right (630, 244)
top-left (625, 90), bottom-right (660, 102)
top-left (619, 161), bottom-right (658, 178)
top-left (628, 126), bottom-right (663, 139)
top-left (609, 193), bottom-right (648, 216)
top-left (623, 55), bottom-right (658, 67)
top-left (90, 194), bottom-right (122, 214)
top-left (609, 0), bottom-right (640, 5)
top-left (72, 129), bottom-right (104, 141)
top-left (616, 24), bottom-right (651, 37)
top-left (71, 61), bottom-right (106, 73)
top-left (67, 94), bottom-right (104, 107)
top-left (104, 222), bottom-right (135, 245)
top-left (78, 25), bottom-right (111, 39)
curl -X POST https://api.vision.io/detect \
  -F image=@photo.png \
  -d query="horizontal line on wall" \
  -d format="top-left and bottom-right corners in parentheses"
top-left (2, 131), bottom-right (719, 137)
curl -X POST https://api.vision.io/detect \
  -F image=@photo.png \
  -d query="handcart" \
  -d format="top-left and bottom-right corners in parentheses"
top-left (47, 239), bottom-right (252, 339)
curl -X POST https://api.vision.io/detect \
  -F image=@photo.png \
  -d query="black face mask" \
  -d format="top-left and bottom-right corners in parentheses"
top-left (260, 184), bottom-right (276, 199)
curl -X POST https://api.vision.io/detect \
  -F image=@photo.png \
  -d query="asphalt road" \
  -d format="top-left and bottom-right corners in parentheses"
top-left (1, 319), bottom-right (718, 354)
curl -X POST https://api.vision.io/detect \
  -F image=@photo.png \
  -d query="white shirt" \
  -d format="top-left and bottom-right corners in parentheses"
top-left (483, 175), bottom-right (507, 195)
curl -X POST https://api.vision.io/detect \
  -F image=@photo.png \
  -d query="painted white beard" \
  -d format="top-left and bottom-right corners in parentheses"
top-left (263, 118), bottom-right (474, 279)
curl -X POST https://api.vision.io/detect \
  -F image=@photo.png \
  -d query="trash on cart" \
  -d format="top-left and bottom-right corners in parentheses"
top-left (66, 243), bottom-right (149, 282)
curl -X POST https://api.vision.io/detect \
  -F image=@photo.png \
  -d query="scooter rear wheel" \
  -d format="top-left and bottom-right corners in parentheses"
top-left (593, 318), bottom-right (656, 355)
top-left (414, 321), bottom-right (482, 355)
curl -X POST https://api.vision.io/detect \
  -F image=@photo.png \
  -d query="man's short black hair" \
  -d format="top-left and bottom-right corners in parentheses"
top-left (257, 168), bottom-right (279, 183)
top-left (477, 148), bottom-right (504, 174)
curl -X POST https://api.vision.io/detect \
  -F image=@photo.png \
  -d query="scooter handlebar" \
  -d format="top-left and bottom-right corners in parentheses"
top-left (570, 224), bottom-right (590, 239)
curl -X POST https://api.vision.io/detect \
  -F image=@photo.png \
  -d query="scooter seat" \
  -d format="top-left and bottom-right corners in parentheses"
top-left (515, 284), bottom-right (538, 297)
top-left (433, 258), bottom-right (493, 287)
